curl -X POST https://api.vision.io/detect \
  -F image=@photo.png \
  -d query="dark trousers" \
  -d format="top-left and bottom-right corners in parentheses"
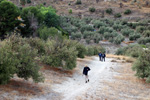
top-left (102, 57), bottom-right (105, 62)
top-left (99, 56), bottom-right (102, 61)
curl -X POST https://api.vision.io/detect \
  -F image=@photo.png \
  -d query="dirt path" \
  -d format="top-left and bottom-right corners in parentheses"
top-left (52, 57), bottom-right (115, 100)
top-left (30, 56), bottom-right (150, 100)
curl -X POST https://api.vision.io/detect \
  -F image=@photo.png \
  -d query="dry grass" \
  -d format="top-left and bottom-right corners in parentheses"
top-left (106, 54), bottom-right (136, 63)
top-left (0, 79), bottom-right (43, 96)
top-left (99, 60), bottom-right (150, 100)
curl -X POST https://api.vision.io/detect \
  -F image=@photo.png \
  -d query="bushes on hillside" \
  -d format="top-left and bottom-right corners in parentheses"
top-left (38, 26), bottom-right (62, 40)
top-left (89, 7), bottom-right (96, 12)
top-left (138, 37), bottom-right (150, 44)
top-left (41, 39), bottom-right (78, 70)
top-left (115, 44), bottom-right (143, 58)
top-left (76, 0), bottom-right (82, 5)
top-left (81, 25), bottom-right (94, 33)
top-left (114, 13), bottom-right (122, 18)
top-left (113, 34), bottom-right (125, 44)
top-left (124, 9), bottom-right (132, 15)
top-left (0, 35), bottom-right (44, 84)
top-left (129, 32), bottom-right (141, 40)
top-left (132, 50), bottom-right (150, 83)
top-left (106, 8), bottom-right (113, 14)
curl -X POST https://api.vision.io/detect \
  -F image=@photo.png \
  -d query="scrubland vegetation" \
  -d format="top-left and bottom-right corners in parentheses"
top-left (0, 0), bottom-right (150, 90)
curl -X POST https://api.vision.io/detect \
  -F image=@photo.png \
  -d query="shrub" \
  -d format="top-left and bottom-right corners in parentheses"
top-left (42, 39), bottom-right (78, 70)
top-left (27, 0), bottom-right (31, 3)
top-left (83, 31), bottom-right (95, 39)
top-left (136, 26), bottom-right (145, 33)
top-left (86, 46), bottom-right (94, 56)
top-left (113, 34), bottom-right (125, 44)
top-left (80, 25), bottom-right (94, 33)
top-left (0, 35), bottom-right (44, 84)
top-left (124, 9), bottom-right (132, 15)
top-left (132, 50), bottom-right (150, 83)
top-left (106, 8), bottom-right (113, 14)
top-left (75, 43), bottom-right (86, 58)
top-left (89, 7), bottom-right (96, 12)
top-left (86, 45), bottom-right (105, 56)
top-left (93, 33), bottom-right (103, 43)
top-left (76, 0), bottom-right (82, 4)
top-left (93, 20), bottom-right (105, 28)
top-left (138, 37), bottom-right (150, 44)
top-left (38, 26), bottom-right (62, 40)
top-left (69, 9), bottom-right (72, 14)
top-left (113, 24), bottom-right (123, 31)
top-left (143, 30), bottom-right (150, 37)
top-left (129, 32), bottom-right (141, 40)
top-left (115, 44), bottom-right (143, 57)
top-left (114, 13), bottom-right (122, 18)
top-left (121, 28), bottom-right (134, 36)
top-left (26, 38), bottom-right (46, 55)
top-left (43, 2), bottom-right (46, 5)
top-left (104, 32), bottom-right (111, 40)
top-left (71, 32), bottom-right (82, 40)
top-left (0, 44), bottom-right (17, 84)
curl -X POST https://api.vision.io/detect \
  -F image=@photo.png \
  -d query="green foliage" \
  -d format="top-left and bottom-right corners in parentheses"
top-left (39, 6), bottom-right (56, 15)
top-left (114, 13), bottom-right (122, 18)
top-left (42, 39), bottom-right (78, 70)
top-left (0, 1), bottom-right (20, 36)
top-left (132, 50), bottom-right (150, 83)
top-left (71, 32), bottom-right (82, 40)
top-left (26, 37), bottom-right (46, 55)
top-left (121, 28), bottom-right (134, 36)
top-left (81, 25), bottom-right (94, 33)
top-left (20, 0), bottom-right (26, 5)
top-left (45, 11), bottom-right (60, 28)
top-left (106, 8), bottom-right (113, 14)
top-left (83, 31), bottom-right (95, 39)
top-left (86, 45), bottom-right (105, 56)
top-left (113, 24), bottom-right (123, 31)
top-left (69, 9), bottom-right (72, 14)
top-left (38, 26), bottom-right (62, 40)
top-left (116, 44), bottom-right (143, 57)
top-left (113, 34), bottom-right (125, 44)
top-left (124, 9), bottom-right (132, 15)
top-left (129, 32), bottom-right (141, 40)
top-left (93, 20), bottom-right (105, 28)
top-left (75, 43), bottom-right (86, 58)
top-left (21, 6), bottom-right (44, 36)
top-left (136, 26), bottom-right (145, 33)
top-left (0, 35), bottom-right (44, 84)
top-left (93, 33), bottom-right (103, 43)
top-left (43, 2), bottom-right (46, 5)
top-left (143, 30), bottom-right (150, 37)
top-left (0, 44), bottom-right (17, 84)
top-left (76, 0), bottom-right (82, 4)
top-left (138, 37), bottom-right (150, 44)
top-left (27, 0), bottom-right (31, 3)
top-left (89, 7), bottom-right (96, 12)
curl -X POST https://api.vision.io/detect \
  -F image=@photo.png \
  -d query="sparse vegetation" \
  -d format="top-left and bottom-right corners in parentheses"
top-left (106, 8), bottom-right (113, 14)
top-left (89, 7), bottom-right (96, 12)
top-left (124, 9), bottom-right (132, 15)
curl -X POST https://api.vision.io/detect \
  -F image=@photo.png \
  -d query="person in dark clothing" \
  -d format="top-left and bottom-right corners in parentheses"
top-left (83, 65), bottom-right (90, 83)
top-left (98, 52), bottom-right (102, 61)
top-left (102, 53), bottom-right (106, 62)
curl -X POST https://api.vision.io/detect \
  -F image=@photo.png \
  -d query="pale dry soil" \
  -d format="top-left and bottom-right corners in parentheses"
top-left (1, 55), bottom-right (150, 100)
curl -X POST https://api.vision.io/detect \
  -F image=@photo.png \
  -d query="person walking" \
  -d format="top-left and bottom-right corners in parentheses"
top-left (102, 53), bottom-right (106, 62)
top-left (98, 52), bottom-right (102, 61)
top-left (83, 65), bottom-right (91, 83)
